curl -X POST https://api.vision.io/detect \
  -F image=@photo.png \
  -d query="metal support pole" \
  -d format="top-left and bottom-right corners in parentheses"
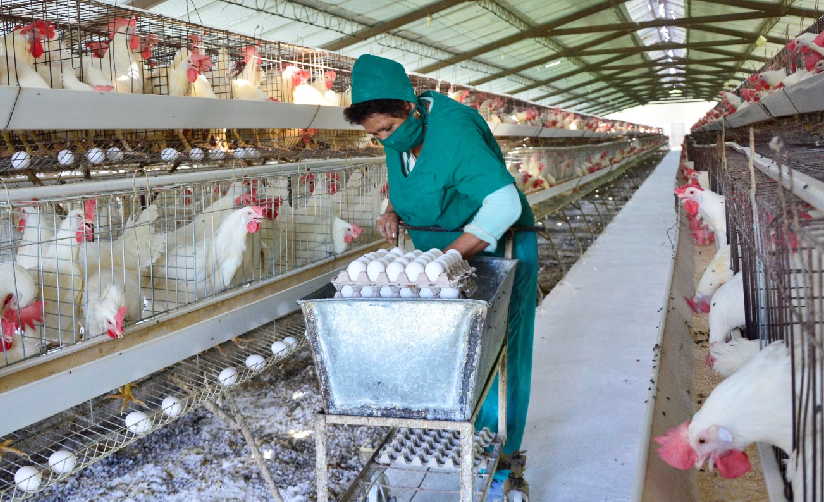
top-left (460, 421), bottom-right (475, 502)
top-left (315, 414), bottom-right (329, 502)
top-left (498, 344), bottom-right (508, 445)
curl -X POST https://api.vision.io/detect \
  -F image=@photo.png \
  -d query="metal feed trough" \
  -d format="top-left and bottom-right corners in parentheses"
top-left (300, 256), bottom-right (517, 502)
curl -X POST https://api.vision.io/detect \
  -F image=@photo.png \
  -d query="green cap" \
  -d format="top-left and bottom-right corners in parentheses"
top-left (351, 54), bottom-right (417, 104)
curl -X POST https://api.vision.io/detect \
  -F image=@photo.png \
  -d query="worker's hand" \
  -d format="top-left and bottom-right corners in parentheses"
top-left (376, 210), bottom-right (399, 245)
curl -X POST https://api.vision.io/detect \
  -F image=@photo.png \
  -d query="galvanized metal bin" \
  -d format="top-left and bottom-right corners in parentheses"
top-left (299, 257), bottom-right (517, 421)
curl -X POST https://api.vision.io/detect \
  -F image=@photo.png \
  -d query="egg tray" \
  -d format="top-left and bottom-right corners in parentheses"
top-left (374, 427), bottom-right (497, 473)
top-left (331, 263), bottom-right (477, 295)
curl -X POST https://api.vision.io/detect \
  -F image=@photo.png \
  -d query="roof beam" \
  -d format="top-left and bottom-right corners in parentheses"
top-left (509, 39), bottom-right (753, 94)
top-left (479, 0), bottom-right (643, 105)
top-left (693, 0), bottom-right (824, 19)
top-left (713, 4), bottom-right (786, 97)
top-left (415, 0), bottom-right (623, 73)
top-left (598, 58), bottom-right (742, 70)
top-left (539, 11), bottom-right (776, 36)
top-left (694, 46), bottom-right (768, 63)
top-left (321, 0), bottom-right (469, 51)
top-left (571, 38), bottom-right (754, 57)
top-left (690, 24), bottom-right (788, 46)
top-left (556, 87), bottom-right (629, 107)
top-left (585, 97), bottom-right (637, 115)
top-left (469, 31), bottom-right (631, 86)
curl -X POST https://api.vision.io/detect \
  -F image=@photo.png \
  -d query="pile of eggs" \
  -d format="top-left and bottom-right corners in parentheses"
top-left (337, 247), bottom-right (468, 299)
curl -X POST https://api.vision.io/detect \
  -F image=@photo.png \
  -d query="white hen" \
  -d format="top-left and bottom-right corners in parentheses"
top-left (688, 244), bottom-right (732, 313)
top-left (83, 268), bottom-right (142, 340)
top-left (107, 17), bottom-right (143, 94)
top-left (0, 263), bottom-right (42, 365)
top-left (230, 45), bottom-right (268, 101)
top-left (675, 185), bottom-right (727, 246)
top-left (81, 204), bottom-right (162, 274)
top-left (656, 341), bottom-right (791, 478)
top-left (16, 205), bottom-right (56, 270)
top-left (154, 206), bottom-right (264, 300)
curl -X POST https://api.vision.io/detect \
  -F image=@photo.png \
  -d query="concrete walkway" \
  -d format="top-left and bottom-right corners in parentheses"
top-left (522, 151), bottom-right (678, 502)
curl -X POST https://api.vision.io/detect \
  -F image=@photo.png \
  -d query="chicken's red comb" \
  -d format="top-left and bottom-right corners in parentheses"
top-left (84, 199), bottom-right (97, 221)
top-left (654, 421), bottom-right (696, 470)
top-left (243, 45), bottom-right (259, 63)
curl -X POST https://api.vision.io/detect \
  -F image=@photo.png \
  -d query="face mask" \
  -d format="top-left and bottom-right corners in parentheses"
top-left (380, 104), bottom-right (425, 152)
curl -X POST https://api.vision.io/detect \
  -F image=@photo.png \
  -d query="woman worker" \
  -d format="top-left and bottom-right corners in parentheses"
top-left (343, 54), bottom-right (538, 496)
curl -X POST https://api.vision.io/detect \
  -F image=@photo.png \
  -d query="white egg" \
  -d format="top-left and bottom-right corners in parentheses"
top-left (405, 261), bottom-right (425, 281)
top-left (125, 411), bottom-right (152, 434)
top-left (386, 261), bottom-right (406, 281)
top-left (10, 151), bottom-right (31, 169)
top-left (218, 367), bottom-right (239, 386)
top-left (245, 354), bottom-right (266, 372)
top-left (161, 148), bottom-right (179, 162)
top-left (161, 396), bottom-right (183, 417)
top-left (57, 149), bottom-right (75, 165)
top-left (403, 252), bottom-right (417, 260)
top-left (427, 248), bottom-right (444, 257)
top-left (435, 256), bottom-right (454, 272)
top-left (245, 147), bottom-right (260, 159)
top-left (14, 466), bottom-right (41, 492)
top-left (366, 260), bottom-right (387, 282)
top-left (400, 287), bottom-right (418, 298)
top-left (413, 250), bottom-right (424, 257)
top-left (106, 146), bottom-right (123, 161)
top-left (419, 287), bottom-right (439, 298)
top-left (271, 340), bottom-right (288, 355)
top-left (86, 148), bottom-right (105, 164)
top-left (346, 260), bottom-right (366, 281)
top-left (425, 261), bottom-right (446, 281)
top-left (233, 148), bottom-right (246, 159)
top-left (446, 249), bottom-right (463, 259)
top-left (394, 257), bottom-right (410, 265)
top-left (189, 147), bottom-right (205, 161)
top-left (439, 287), bottom-right (461, 299)
top-left (283, 336), bottom-right (298, 347)
top-left (389, 247), bottom-right (404, 255)
top-left (379, 286), bottom-right (399, 298)
top-left (360, 286), bottom-right (379, 298)
top-left (209, 149), bottom-right (225, 160)
top-left (340, 285), bottom-right (358, 298)
top-left (48, 450), bottom-right (77, 474)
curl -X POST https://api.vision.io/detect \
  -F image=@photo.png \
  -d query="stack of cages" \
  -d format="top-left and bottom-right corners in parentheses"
top-left (0, 0), bottom-right (666, 497)
top-left (0, 0), bottom-right (664, 374)
top-left (718, 117), bottom-right (824, 501)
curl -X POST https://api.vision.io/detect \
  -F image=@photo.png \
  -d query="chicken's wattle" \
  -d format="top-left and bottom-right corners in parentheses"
top-left (715, 449), bottom-right (751, 478)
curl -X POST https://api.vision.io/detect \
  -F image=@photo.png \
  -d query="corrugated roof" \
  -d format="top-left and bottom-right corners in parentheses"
top-left (129, 0), bottom-right (824, 115)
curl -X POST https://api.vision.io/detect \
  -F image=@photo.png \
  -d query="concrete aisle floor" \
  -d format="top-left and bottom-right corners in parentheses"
top-left (522, 151), bottom-right (678, 502)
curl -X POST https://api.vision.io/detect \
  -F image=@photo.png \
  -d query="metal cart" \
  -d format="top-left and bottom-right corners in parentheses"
top-left (299, 256), bottom-right (518, 501)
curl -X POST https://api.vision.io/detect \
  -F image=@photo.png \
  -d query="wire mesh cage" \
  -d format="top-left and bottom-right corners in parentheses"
top-left (0, 311), bottom-right (307, 500)
top-left (0, 0), bottom-right (656, 136)
top-left (687, 115), bottom-right (824, 501)
top-left (0, 158), bottom-right (386, 370)
top-left (504, 138), bottom-right (654, 194)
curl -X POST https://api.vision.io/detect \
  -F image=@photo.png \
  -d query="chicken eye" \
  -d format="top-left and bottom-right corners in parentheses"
top-left (698, 438), bottom-right (706, 444)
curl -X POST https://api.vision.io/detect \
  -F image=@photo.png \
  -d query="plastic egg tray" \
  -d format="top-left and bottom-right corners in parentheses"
top-left (332, 247), bottom-right (476, 299)
top-left (374, 427), bottom-right (496, 472)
